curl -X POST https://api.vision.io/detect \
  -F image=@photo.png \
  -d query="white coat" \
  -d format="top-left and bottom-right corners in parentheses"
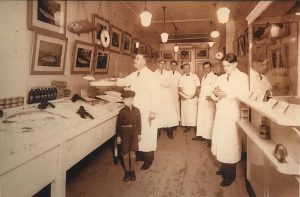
top-left (211, 69), bottom-right (249, 163)
top-left (179, 73), bottom-right (200, 126)
top-left (117, 66), bottom-right (160, 152)
top-left (249, 68), bottom-right (272, 95)
top-left (154, 69), bottom-right (179, 128)
top-left (196, 72), bottom-right (218, 139)
top-left (169, 70), bottom-right (181, 122)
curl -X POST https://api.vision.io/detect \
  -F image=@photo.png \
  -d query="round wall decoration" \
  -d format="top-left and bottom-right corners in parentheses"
top-left (100, 30), bottom-right (110, 48)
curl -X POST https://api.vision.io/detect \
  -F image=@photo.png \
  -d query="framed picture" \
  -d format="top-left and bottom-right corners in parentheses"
top-left (30, 28), bottom-right (68, 75)
top-left (92, 14), bottom-right (110, 47)
top-left (71, 40), bottom-right (95, 74)
top-left (131, 38), bottom-right (139, 57)
top-left (195, 48), bottom-right (209, 59)
top-left (110, 25), bottom-right (122, 53)
top-left (161, 51), bottom-right (174, 60)
top-left (28, 0), bottom-right (67, 35)
top-left (94, 48), bottom-right (110, 74)
top-left (177, 50), bottom-right (191, 62)
top-left (139, 42), bottom-right (146, 55)
top-left (122, 32), bottom-right (132, 55)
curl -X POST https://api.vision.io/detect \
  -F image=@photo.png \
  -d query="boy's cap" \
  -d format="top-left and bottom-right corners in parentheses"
top-left (121, 90), bottom-right (136, 98)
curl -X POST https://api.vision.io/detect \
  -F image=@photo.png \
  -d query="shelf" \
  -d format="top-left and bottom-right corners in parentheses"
top-left (238, 96), bottom-right (300, 126)
top-left (237, 120), bottom-right (299, 175)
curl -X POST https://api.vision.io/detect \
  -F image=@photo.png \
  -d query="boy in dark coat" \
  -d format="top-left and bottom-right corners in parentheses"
top-left (116, 90), bottom-right (141, 182)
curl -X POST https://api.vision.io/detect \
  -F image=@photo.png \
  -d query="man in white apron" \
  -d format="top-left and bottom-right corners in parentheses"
top-left (193, 62), bottom-right (217, 147)
top-left (169, 60), bottom-right (181, 124)
top-left (211, 53), bottom-right (249, 187)
top-left (117, 54), bottom-right (160, 170)
top-left (178, 63), bottom-right (200, 132)
top-left (154, 59), bottom-right (179, 139)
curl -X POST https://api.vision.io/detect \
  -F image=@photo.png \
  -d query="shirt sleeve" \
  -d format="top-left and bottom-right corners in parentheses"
top-left (194, 74), bottom-right (200, 87)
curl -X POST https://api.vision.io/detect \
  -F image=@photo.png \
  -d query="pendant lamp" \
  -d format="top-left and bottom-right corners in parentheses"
top-left (173, 24), bottom-right (179, 52)
top-left (208, 40), bottom-right (215, 47)
top-left (140, 1), bottom-right (152, 27)
top-left (211, 4), bottom-right (220, 38)
top-left (135, 41), bottom-right (140, 48)
top-left (161, 6), bottom-right (169, 43)
top-left (217, 6), bottom-right (230, 24)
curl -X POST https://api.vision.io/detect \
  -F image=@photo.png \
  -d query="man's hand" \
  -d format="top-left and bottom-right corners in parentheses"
top-left (212, 87), bottom-right (226, 99)
top-left (117, 136), bottom-right (122, 144)
top-left (148, 112), bottom-right (156, 126)
top-left (138, 135), bottom-right (141, 142)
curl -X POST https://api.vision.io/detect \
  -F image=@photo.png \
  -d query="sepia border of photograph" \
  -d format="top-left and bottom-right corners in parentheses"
top-left (27, 0), bottom-right (67, 35)
top-left (92, 14), bottom-right (110, 47)
top-left (71, 40), bottom-right (95, 74)
top-left (121, 31), bottom-right (132, 56)
top-left (110, 25), bottom-right (123, 54)
top-left (94, 48), bottom-right (110, 74)
top-left (195, 48), bottom-right (209, 59)
top-left (31, 27), bottom-right (68, 75)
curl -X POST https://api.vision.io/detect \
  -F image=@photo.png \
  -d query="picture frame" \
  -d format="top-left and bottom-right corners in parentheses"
top-left (71, 40), bottom-right (95, 74)
top-left (94, 48), bottom-right (110, 74)
top-left (110, 25), bottom-right (123, 53)
top-left (27, 0), bottom-right (67, 35)
top-left (30, 28), bottom-right (68, 75)
top-left (131, 38), bottom-right (139, 57)
top-left (92, 14), bottom-right (110, 47)
top-left (161, 51), bottom-right (174, 60)
top-left (122, 32), bottom-right (132, 55)
top-left (139, 42), bottom-right (146, 55)
top-left (195, 48), bottom-right (209, 59)
top-left (177, 50), bottom-right (191, 62)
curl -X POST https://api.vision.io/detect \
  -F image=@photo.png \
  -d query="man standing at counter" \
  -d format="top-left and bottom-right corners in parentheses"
top-left (211, 53), bottom-right (249, 187)
top-left (117, 54), bottom-right (160, 170)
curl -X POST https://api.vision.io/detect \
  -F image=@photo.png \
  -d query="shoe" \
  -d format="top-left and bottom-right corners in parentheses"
top-left (167, 133), bottom-right (174, 140)
top-left (130, 171), bottom-right (136, 181)
top-left (220, 178), bottom-right (234, 187)
top-left (123, 171), bottom-right (130, 182)
top-left (141, 161), bottom-right (152, 170)
top-left (192, 136), bottom-right (205, 141)
top-left (216, 170), bottom-right (224, 176)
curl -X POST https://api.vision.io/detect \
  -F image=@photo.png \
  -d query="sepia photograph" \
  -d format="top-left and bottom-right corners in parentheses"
top-left (110, 25), bottom-right (122, 53)
top-left (71, 40), bottom-right (95, 74)
top-left (94, 49), bottom-right (110, 74)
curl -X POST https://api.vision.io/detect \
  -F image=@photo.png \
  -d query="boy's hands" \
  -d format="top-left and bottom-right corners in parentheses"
top-left (117, 137), bottom-right (122, 144)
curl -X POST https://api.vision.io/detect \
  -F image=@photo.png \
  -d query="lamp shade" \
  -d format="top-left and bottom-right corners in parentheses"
top-left (135, 41), bottom-right (140, 48)
top-left (173, 44), bottom-right (179, 52)
top-left (270, 24), bottom-right (280, 37)
top-left (161, 32), bottom-right (169, 43)
top-left (140, 11), bottom-right (152, 27)
top-left (208, 41), bottom-right (215, 47)
top-left (210, 30), bottom-right (220, 38)
top-left (217, 7), bottom-right (230, 24)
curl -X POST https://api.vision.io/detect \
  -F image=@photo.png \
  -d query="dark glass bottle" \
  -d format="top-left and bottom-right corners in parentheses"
top-left (40, 87), bottom-right (45, 102)
top-left (28, 88), bottom-right (33, 104)
top-left (35, 87), bottom-right (41, 103)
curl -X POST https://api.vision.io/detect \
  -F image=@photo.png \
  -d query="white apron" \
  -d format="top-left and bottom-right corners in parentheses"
top-left (117, 67), bottom-right (160, 152)
top-left (196, 72), bottom-right (217, 139)
top-left (211, 69), bottom-right (249, 163)
top-left (179, 73), bottom-right (200, 126)
top-left (154, 69), bottom-right (179, 128)
top-left (170, 70), bottom-right (181, 122)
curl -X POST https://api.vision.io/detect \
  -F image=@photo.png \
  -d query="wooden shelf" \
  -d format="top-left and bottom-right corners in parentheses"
top-left (237, 120), bottom-right (299, 175)
top-left (238, 96), bottom-right (300, 126)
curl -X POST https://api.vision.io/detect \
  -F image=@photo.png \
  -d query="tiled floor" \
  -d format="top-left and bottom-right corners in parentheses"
top-left (66, 127), bottom-right (249, 197)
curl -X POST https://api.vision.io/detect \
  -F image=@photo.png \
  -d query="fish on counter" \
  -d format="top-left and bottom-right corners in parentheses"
top-left (67, 20), bottom-right (101, 36)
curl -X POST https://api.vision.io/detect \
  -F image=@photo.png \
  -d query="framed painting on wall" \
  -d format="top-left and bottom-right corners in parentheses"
top-left (30, 28), bottom-right (68, 75)
top-left (110, 25), bottom-right (122, 53)
top-left (195, 48), bottom-right (209, 59)
top-left (122, 32), bottom-right (132, 55)
top-left (94, 48), bottom-right (110, 74)
top-left (28, 0), bottom-right (67, 35)
top-left (71, 40), bottom-right (95, 74)
top-left (177, 50), bottom-right (191, 62)
top-left (92, 14), bottom-right (110, 47)
top-left (131, 38), bottom-right (139, 57)
top-left (139, 42), bottom-right (146, 55)
top-left (161, 51), bottom-right (174, 60)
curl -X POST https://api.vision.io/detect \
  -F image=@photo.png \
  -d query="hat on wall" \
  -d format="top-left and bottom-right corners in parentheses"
top-left (121, 90), bottom-right (136, 98)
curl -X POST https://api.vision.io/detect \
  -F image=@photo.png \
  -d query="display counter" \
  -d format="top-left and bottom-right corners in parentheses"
top-left (237, 94), bottom-right (300, 197)
top-left (0, 98), bottom-right (123, 197)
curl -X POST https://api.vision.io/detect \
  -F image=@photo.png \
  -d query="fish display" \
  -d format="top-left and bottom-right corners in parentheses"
top-left (67, 20), bottom-right (100, 35)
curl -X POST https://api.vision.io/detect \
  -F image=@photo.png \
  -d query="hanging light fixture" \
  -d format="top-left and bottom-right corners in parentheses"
top-left (173, 24), bottom-right (179, 52)
top-left (211, 4), bottom-right (220, 38)
top-left (140, 1), bottom-right (152, 27)
top-left (135, 41), bottom-right (140, 48)
top-left (208, 40), bottom-right (215, 47)
top-left (217, 6), bottom-right (230, 24)
top-left (161, 6), bottom-right (169, 43)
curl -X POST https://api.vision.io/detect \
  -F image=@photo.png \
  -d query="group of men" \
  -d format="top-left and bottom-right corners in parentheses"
top-left (116, 52), bottom-right (249, 187)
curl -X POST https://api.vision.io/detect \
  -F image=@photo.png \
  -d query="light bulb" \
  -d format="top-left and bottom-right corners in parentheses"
top-left (135, 41), bottom-right (140, 48)
top-left (208, 41), bottom-right (215, 47)
top-left (173, 44), bottom-right (179, 52)
top-left (217, 7), bottom-right (230, 24)
top-left (140, 11), bottom-right (152, 27)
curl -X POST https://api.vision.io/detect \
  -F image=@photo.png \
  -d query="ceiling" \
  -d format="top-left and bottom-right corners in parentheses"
top-left (122, 1), bottom-right (258, 43)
